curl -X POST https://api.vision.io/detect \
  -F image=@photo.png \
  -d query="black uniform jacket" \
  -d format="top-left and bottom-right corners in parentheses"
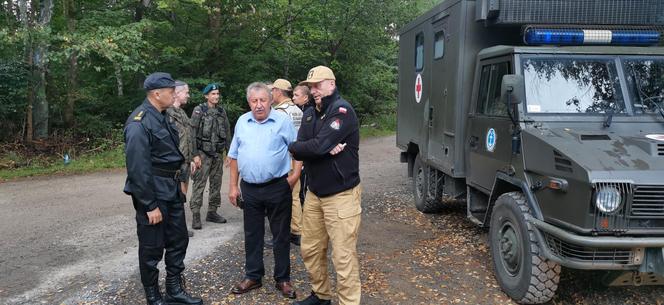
top-left (124, 100), bottom-right (185, 214)
top-left (289, 89), bottom-right (360, 197)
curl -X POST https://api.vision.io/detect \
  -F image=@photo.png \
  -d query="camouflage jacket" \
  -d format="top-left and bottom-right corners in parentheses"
top-left (166, 106), bottom-right (193, 162)
top-left (190, 103), bottom-right (231, 157)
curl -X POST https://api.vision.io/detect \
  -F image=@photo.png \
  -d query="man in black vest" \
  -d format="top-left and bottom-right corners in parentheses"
top-left (289, 66), bottom-right (362, 305)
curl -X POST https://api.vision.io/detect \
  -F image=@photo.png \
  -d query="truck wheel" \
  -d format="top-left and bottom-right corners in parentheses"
top-left (489, 192), bottom-right (560, 304)
top-left (412, 154), bottom-right (441, 213)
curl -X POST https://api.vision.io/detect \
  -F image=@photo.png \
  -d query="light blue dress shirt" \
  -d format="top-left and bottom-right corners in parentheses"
top-left (228, 109), bottom-right (296, 184)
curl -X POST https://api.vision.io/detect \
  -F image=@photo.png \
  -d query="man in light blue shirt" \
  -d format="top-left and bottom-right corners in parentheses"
top-left (227, 82), bottom-right (301, 299)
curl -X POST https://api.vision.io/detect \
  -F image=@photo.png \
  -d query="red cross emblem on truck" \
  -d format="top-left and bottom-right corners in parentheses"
top-left (415, 73), bottom-right (423, 103)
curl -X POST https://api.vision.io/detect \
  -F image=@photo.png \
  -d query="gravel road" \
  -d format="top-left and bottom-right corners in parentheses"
top-left (1, 135), bottom-right (662, 304)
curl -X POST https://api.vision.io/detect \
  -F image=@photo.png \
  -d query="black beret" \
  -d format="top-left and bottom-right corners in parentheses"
top-left (144, 72), bottom-right (176, 91)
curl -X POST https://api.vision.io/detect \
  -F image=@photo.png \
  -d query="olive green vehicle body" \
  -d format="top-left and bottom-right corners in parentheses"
top-left (397, 0), bottom-right (664, 287)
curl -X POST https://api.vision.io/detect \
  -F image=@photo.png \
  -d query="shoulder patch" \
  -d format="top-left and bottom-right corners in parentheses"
top-left (305, 115), bottom-right (313, 122)
top-left (133, 111), bottom-right (144, 121)
top-left (330, 119), bottom-right (341, 130)
top-left (338, 107), bottom-right (347, 114)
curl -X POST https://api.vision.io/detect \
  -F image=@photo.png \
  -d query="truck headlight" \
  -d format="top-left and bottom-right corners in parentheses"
top-left (595, 186), bottom-right (622, 213)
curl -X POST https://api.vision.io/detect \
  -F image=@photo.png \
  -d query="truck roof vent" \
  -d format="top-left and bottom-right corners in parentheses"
top-left (581, 134), bottom-right (611, 141)
top-left (477, 0), bottom-right (664, 26)
top-left (554, 150), bottom-right (573, 173)
top-left (658, 144), bottom-right (664, 156)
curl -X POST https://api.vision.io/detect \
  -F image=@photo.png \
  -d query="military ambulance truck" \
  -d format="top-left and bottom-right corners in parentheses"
top-left (396, 0), bottom-right (664, 303)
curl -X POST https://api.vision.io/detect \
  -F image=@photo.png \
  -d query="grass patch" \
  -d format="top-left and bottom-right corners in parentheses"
top-left (0, 145), bottom-right (125, 181)
top-left (0, 113), bottom-right (395, 181)
top-left (359, 112), bottom-right (396, 139)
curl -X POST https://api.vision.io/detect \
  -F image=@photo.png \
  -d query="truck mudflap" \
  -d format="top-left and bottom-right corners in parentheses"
top-left (526, 215), bottom-right (664, 272)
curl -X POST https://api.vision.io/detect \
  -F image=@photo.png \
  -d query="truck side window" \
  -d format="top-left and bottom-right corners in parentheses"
top-left (477, 62), bottom-right (510, 117)
top-left (476, 65), bottom-right (492, 114)
top-left (415, 32), bottom-right (424, 71)
top-left (434, 31), bottom-right (445, 59)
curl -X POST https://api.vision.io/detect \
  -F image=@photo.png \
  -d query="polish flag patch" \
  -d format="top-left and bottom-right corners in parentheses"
top-left (338, 107), bottom-right (347, 114)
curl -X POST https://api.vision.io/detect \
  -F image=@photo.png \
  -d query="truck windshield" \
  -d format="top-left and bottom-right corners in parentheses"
top-left (522, 57), bottom-right (625, 114)
top-left (623, 58), bottom-right (664, 115)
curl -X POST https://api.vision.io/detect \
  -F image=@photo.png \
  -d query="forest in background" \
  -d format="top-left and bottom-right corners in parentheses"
top-left (0, 0), bottom-right (438, 147)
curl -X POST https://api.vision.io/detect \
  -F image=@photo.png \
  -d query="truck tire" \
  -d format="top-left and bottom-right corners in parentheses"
top-left (412, 154), bottom-right (441, 213)
top-left (489, 192), bottom-right (560, 304)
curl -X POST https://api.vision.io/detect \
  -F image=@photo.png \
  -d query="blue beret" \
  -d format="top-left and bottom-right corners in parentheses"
top-left (202, 83), bottom-right (220, 95)
top-left (143, 72), bottom-right (176, 91)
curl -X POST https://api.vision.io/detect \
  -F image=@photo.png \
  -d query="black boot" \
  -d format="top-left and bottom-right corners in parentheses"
top-left (293, 291), bottom-right (331, 305)
top-left (164, 275), bottom-right (203, 305)
top-left (206, 211), bottom-right (227, 223)
top-left (192, 212), bottom-right (202, 230)
top-left (144, 285), bottom-right (164, 305)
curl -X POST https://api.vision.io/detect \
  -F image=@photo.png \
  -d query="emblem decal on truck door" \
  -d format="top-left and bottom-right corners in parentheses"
top-left (415, 73), bottom-right (423, 103)
top-left (486, 128), bottom-right (497, 152)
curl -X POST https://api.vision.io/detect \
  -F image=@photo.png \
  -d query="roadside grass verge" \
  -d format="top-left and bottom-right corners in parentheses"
top-left (359, 113), bottom-right (396, 139)
top-left (0, 113), bottom-right (396, 181)
top-left (0, 145), bottom-right (125, 181)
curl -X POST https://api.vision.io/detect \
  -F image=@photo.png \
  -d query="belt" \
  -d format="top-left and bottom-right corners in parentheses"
top-left (244, 174), bottom-right (287, 187)
top-left (152, 164), bottom-right (182, 180)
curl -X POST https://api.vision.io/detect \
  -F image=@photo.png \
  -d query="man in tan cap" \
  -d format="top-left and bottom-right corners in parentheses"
top-left (288, 66), bottom-right (362, 305)
top-left (271, 78), bottom-right (305, 246)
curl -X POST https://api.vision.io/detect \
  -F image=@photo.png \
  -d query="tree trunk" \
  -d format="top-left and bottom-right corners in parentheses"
top-left (284, 0), bottom-right (292, 78)
top-left (134, 0), bottom-right (151, 22)
top-left (209, 0), bottom-right (222, 60)
top-left (32, 0), bottom-right (54, 140)
top-left (19, 0), bottom-right (32, 142)
top-left (64, 0), bottom-right (78, 128)
top-left (114, 63), bottom-right (124, 97)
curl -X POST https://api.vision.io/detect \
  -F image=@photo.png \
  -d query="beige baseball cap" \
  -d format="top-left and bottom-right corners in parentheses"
top-left (271, 78), bottom-right (292, 91)
top-left (299, 66), bottom-right (336, 86)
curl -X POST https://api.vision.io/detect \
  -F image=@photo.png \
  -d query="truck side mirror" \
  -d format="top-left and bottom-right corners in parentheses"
top-left (501, 74), bottom-right (525, 105)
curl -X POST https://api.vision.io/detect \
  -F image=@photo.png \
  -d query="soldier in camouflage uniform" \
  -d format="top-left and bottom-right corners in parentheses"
top-left (190, 83), bottom-right (231, 229)
top-left (166, 80), bottom-right (195, 237)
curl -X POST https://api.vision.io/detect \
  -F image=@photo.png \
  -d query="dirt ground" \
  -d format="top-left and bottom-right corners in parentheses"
top-left (1, 135), bottom-right (663, 305)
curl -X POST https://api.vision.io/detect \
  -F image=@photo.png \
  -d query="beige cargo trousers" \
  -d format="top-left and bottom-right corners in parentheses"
top-left (291, 179), bottom-right (303, 235)
top-left (301, 184), bottom-right (362, 305)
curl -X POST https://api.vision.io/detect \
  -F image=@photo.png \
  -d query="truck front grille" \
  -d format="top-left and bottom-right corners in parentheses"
top-left (544, 233), bottom-right (637, 265)
top-left (631, 185), bottom-right (664, 217)
top-left (657, 144), bottom-right (664, 156)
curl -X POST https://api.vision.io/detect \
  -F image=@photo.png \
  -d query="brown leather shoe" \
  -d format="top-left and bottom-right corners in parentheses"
top-left (231, 278), bottom-right (262, 294)
top-left (275, 281), bottom-right (296, 299)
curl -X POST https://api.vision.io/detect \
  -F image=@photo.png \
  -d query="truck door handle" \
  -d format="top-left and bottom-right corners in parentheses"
top-left (469, 136), bottom-right (479, 150)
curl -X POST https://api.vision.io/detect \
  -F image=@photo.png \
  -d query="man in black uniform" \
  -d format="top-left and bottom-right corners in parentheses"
top-left (124, 72), bottom-right (203, 305)
top-left (288, 66), bottom-right (362, 305)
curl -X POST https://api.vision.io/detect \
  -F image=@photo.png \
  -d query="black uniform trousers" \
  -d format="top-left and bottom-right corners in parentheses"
top-left (133, 197), bottom-right (189, 287)
top-left (240, 176), bottom-right (292, 282)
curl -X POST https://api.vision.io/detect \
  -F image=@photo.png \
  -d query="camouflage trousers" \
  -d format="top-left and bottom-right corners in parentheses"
top-left (190, 153), bottom-right (223, 213)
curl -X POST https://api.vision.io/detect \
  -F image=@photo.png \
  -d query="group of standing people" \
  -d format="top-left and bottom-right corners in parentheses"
top-left (123, 66), bottom-right (362, 305)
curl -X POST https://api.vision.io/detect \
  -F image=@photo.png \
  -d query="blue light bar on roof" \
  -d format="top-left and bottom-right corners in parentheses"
top-left (524, 28), bottom-right (661, 46)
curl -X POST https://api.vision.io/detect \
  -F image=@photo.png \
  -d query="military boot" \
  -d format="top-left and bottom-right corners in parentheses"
top-left (192, 212), bottom-right (202, 230)
top-left (164, 275), bottom-right (203, 305)
top-left (144, 285), bottom-right (165, 305)
top-left (206, 210), bottom-right (227, 223)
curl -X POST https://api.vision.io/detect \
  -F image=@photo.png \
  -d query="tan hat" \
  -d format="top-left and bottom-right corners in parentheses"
top-left (271, 78), bottom-right (292, 91)
top-left (299, 66), bottom-right (335, 85)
